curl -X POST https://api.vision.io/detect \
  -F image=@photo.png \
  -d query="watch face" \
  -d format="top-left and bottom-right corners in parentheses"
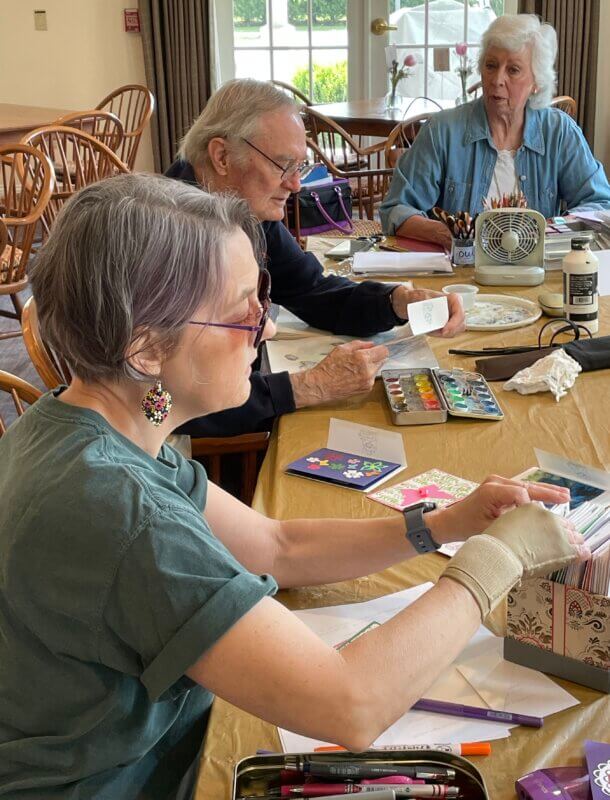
top-left (409, 501), bottom-right (437, 513)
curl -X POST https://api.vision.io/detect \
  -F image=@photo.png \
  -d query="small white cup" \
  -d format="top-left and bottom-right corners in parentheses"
top-left (442, 283), bottom-right (479, 311)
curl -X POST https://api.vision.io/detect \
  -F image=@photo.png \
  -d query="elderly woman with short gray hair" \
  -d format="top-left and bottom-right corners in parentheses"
top-left (381, 13), bottom-right (610, 249)
top-left (0, 174), bottom-right (586, 799)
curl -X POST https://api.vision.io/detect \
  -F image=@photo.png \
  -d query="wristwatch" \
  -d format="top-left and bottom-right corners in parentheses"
top-left (403, 501), bottom-right (439, 553)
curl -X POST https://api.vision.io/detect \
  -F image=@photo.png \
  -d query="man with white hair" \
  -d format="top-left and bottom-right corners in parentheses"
top-left (166, 79), bottom-right (464, 437)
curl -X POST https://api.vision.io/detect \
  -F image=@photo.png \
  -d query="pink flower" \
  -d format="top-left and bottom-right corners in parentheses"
top-left (403, 53), bottom-right (416, 68)
top-left (455, 42), bottom-right (468, 56)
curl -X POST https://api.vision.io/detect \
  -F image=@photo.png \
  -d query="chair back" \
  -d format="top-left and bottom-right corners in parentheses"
top-left (22, 297), bottom-right (72, 390)
top-left (467, 80), bottom-right (482, 97)
top-left (550, 95), bottom-right (577, 118)
top-left (20, 126), bottom-right (130, 238)
top-left (95, 84), bottom-right (155, 169)
top-left (300, 108), bottom-right (391, 223)
top-left (270, 80), bottom-right (312, 107)
top-left (385, 114), bottom-right (431, 169)
top-left (0, 143), bottom-right (54, 286)
top-left (53, 110), bottom-right (125, 156)
top-left (0, 370), bottom-right (41, 435)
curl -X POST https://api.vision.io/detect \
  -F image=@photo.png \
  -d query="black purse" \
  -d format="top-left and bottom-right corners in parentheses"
top-left (286, 179), bottom-right (354, 239)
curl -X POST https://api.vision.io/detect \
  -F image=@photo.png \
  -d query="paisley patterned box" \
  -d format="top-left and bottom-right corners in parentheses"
top-left (505, 578), bottom-right (610, 692)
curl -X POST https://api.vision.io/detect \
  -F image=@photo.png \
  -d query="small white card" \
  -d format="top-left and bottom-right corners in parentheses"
top-left (405, 296), bottom-right (449, 336)
top-left (327, 418), bottom-right (407, 491)
top-left (535, 448), bottom-right (610, 492)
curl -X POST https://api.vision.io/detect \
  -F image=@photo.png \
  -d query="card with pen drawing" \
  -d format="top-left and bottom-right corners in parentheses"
top-left (285, 448), bottom-right (402, 490)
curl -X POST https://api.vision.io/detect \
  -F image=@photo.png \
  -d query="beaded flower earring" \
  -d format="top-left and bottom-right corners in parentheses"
top-left (141, 380), bottom-right (173, 426)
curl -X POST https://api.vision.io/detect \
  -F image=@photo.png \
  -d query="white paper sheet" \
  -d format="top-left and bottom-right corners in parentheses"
top-left (327, 418), bottom-right (406, 491)
top-left (352, 251), bottom-right (453, 275)
top-left (277, 585), bottom-right (578, 753)
top-left (457, 643), bottom-right (579, 718)
top-left (535, 448), bottom-right (610, 492)
top-left (405, 296), bottom-right (449, 336)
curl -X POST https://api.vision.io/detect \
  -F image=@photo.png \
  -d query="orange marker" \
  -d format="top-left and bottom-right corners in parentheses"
top-left (313, 742), bottom-right (491, 757)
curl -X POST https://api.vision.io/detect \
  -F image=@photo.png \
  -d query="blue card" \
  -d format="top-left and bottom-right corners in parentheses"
top-left (285, 448), bottom-right (401, 490)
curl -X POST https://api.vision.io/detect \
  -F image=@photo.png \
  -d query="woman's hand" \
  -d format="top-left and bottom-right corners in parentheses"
top-left (428, 474), bottom-right (571, 543)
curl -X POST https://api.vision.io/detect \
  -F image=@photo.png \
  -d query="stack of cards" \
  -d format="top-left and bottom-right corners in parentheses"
top-left (551, 501), bottom-right (610, 595)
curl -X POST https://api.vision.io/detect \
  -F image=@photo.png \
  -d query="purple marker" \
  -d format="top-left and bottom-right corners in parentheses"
top-left (412, 698), bottom-right (543, 728)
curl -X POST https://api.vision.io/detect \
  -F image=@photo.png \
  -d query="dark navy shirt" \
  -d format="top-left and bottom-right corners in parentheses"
top-left (165, 160), bottom-right (401, 436)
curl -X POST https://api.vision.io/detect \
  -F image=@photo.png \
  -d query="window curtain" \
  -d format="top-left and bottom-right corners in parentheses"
top-left (138, 0), bottom-right (211, 172)
top-left (518, 0), bottom-right (599, 146)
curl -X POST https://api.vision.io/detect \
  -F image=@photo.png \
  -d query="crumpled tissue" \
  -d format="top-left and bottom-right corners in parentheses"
top-left (503, 348), bottom-right (582, 401)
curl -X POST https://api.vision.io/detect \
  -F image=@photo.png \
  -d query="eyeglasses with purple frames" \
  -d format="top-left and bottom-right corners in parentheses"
top-left (188, 268), bottom-right (271, 349)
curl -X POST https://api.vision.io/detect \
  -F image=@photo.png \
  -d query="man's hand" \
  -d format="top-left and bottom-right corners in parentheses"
top-left (390, 286), bottom-right (466, 337)
top-left (428, 474), bottom-right (573, 544)
top-left (290, 340), bottom-right (389, 409)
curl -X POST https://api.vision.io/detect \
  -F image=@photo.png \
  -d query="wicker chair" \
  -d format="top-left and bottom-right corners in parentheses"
top-left (0, 144), bottom-right (54, 339)
top-left (384, 113), bottom-right (432, 169)
top-left (53, 109), bottom-right (125, 156)
top-left (95, 84), bottom-right (155, 170)
top-left (0, 370), bottom-right (41, 435)
top-left (550, 95), bottom-right (577, 118)
top-left (301, 107), bottom-right (392, 220)
top-left (270, 80), bottom-right (312, 106)
top-left (20, 126), bottom-right (130, 239)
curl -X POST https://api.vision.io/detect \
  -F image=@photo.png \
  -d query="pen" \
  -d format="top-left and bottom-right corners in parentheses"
top-left (284, 786), bottom-right (459, 797)
top-left (412, 698), bottom-right (543, 728)
top-left (284, 759), bottom-right (456, 781)
top-left (313, 742), bottom-right (491, 757)
top-left (240, 793), bottom-right (398, 800)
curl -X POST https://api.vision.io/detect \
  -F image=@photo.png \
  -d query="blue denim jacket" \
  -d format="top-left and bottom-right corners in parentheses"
top-left (380, 97), bottom-right (610, 234)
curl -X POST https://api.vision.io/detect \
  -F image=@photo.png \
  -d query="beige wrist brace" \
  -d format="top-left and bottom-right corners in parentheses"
top-left (442, 504), bottom-right (577, 618)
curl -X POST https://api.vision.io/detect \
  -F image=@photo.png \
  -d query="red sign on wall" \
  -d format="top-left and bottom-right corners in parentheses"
top-left (124, 8), bottom-right (141, 33)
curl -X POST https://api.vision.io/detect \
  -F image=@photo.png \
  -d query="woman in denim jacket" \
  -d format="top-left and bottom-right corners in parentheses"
top-left (380, 14), bottom-right (610, 250)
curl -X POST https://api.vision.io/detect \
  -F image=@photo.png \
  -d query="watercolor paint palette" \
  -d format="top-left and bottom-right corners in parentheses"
top-left (382, 368), bottom-right (504, 425)
top-left (285, 448), bottom-right (402, 490)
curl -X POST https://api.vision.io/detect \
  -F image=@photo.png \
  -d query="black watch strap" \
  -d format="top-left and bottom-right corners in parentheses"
top-left (403, 502), bottom-right (439, 553)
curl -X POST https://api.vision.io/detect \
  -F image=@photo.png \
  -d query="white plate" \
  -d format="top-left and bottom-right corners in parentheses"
top-left (465, 293), bottom-right (542, 331)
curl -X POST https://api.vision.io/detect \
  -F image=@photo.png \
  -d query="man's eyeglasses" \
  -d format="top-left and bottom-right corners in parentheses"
top-left (241, 138), bottom-right (314, 180)
top-left (188, 268), bottom-right (271, 348)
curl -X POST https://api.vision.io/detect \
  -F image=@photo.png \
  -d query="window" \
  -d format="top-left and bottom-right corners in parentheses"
top-left (388, 0), bottom-right (509, 101)
top-left (232, 0), bottom-right (348, 103)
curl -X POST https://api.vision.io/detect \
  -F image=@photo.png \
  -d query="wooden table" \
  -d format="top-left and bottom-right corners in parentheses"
top-left (195, 241), bottom-right (610, 799)
top-left (0, 102), bottom-right (74, 147)
top-left (309, 97), bottom-right (454, 137)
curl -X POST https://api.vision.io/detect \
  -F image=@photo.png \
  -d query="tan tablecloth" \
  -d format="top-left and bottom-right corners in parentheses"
top-left (196, 240), bottom-right (610, 800)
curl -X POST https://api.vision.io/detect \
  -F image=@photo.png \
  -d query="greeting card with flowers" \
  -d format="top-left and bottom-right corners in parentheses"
top-left (286, 448), bottom-right (401, 490)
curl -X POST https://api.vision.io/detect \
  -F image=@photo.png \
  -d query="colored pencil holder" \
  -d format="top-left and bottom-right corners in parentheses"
top-left (233, 750), bottom-right (490, 799)
top-left (451, 237), bottom-right (475, 266)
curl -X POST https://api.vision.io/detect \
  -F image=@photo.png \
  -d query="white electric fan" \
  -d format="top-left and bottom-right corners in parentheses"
top-left (474, 208), bottom-right (546, 286)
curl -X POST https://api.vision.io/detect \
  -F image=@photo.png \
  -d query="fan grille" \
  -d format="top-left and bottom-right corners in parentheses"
top-left (479, 213), bottom-right (541, 263)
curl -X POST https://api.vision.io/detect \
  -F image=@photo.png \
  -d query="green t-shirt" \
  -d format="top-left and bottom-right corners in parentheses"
top-left (0, 390), bottom-right (277, 799)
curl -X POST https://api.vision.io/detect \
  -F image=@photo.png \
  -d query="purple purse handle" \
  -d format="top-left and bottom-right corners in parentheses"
top-left (310, 185), bottom-right (355, 234)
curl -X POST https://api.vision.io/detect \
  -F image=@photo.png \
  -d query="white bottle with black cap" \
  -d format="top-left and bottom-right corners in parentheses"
top-left (562, 236), bottom-right (598, 334)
